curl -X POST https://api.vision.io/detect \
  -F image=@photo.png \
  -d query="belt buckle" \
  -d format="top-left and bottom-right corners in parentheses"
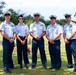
top-left (22, 36), bottom-right (24, 38)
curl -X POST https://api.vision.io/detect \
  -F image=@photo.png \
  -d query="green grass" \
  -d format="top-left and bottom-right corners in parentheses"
top-left (0, 36), bottom-right (76, 75)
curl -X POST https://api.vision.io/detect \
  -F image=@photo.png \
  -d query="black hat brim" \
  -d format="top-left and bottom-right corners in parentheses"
top-left (50, 17), bottom-right (56, 19)
top-left (65, 15), bottom-right (71, 18)
top-left (4, 13), bottom-right (11, 16)
top-left (34, 14), bottom-right (40, 17)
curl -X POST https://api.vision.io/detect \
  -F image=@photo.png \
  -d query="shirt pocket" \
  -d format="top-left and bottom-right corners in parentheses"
top-left (5, 26), bottom-right (11, 32)
top-left (22, 27), bottom-right (26, 31)
top-left (48, 28), bottom-right (52, 34)
top-left (23, 28), bottom-right (27, 34)
top-left (40, 26), bottom-right (43, 31)
top-left (55, 29), bottom-right (58, 34)
top-left (33, 27), bottom-right (37, 32)
top-left (48, 28), bottom-right (53, 37)
top-left (69, 27), bottom-right (72, 33)
top-left (16, 28), bottom-right (20, 34)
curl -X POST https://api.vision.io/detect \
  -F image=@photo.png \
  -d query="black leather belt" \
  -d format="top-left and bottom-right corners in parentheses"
top-left (19, 36), bottom-right (26, 38)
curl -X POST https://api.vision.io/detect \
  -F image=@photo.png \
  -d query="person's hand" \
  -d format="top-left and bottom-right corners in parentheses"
top-left (9, 38), bottom-right (14, 43)
top-left (64, 39), bottom-right (69, 44)
top-left (23, 40), bottom-right (26, 44)
top-left (21, 40), bottom-right (26, 45)
top-left (34, 36), bottom-right (39, 40)
top-left (49, 39), bottom-right (55, 44)
top-left (37, 36), bottom-right (41, 40)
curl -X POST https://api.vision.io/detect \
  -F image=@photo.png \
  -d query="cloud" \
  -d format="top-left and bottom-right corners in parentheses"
top-left (4, 0), bottom-right (76, 9)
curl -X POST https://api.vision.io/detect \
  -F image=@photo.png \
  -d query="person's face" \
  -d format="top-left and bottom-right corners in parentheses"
top-left (65, 17), bottom-right (71, 22)
top-left (50, 18), bottom-right (56, 24)
top-left (34, 16), bottom-right (40, 21)
top-left (5, 15), bottom-right (11, 21)
top-left (18, 17), bottom-right (23, 23)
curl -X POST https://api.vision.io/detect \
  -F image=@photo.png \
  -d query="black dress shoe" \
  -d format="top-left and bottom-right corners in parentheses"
top-left (67, 66), bottom-right (73, 68)
top-left (73, 69), bottom-right (76, 72)
top-left (4, 69), bottom-right (12, 73)
top-left (32, 66), bottom-right (36, 69)
top-left (10, 67), bottom-right (17, 69)
top-left (25, 65), bottom-right (29, 69)
top-left (20, 65), bottom-right (23, 69)
top-left (43, 66), bottom-right (47, 69)
top-left (49, 67), bottom-right (55, 69)
top-left (55, 67), bottom-right (60, 70)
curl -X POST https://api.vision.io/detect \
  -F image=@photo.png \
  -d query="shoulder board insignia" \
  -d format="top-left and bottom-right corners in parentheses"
top-left (11, 24), bottom-right (14, 27)
top-left (40, 24), bottom-right (43, 26)
top-left (69, 25), bottom-right (72, 28)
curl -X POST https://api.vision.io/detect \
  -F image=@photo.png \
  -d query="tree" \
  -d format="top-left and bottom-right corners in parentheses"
top-left (0, 1), bottom-right (5, 23)
top-left (24, 15), bottom-right (34, 26)
top-left (8, 9), bottom-right (26, 25)
top-left (8, 9), bottom-right (19, 25)
top-left (74, 12), bottom-right (76, 17)
top-left (0, 1), bottom-right (5, 15)
top-left (57, 19), bottom-right (66, 25)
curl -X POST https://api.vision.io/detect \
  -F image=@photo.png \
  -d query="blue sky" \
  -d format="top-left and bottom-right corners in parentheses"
top-left (2, 0), bottom-right (76, 20)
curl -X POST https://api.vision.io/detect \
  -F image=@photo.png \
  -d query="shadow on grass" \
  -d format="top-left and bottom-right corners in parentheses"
top-left (0, 48), bottom-right (76, 75)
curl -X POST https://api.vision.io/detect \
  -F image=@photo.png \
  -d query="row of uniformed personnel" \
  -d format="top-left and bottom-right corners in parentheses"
top-left (0, 11), bottom-right (76, 73)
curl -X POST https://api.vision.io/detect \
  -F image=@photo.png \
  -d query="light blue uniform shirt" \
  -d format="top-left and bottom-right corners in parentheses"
top-left (15, 23), bottom-right (29, 36)
top-left (46, 23), bottom-right (63, 40)
top-left (0, 21), bottom-right (15, 38)
top-left (30, 22), bottom-right (46, 36)
top-left (63, 21), bottom-right (76, 39)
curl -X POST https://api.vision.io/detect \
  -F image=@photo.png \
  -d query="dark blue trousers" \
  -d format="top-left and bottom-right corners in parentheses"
top-left (48, 40), bottom-right (61, 68)
top-left (65, 39), bottom-right (76, 69)
top-left (32, 38), bottom-right (47, 67)
top-left (16, 37), bottom-right (29, 65)
top-left (2, 38), bottom-right (14, 70)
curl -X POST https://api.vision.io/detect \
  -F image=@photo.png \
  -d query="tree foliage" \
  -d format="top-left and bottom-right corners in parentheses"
top-left (0, 1), bottom-right (5, 15)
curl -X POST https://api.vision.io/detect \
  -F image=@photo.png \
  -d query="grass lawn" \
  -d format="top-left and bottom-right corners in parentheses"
top-left (0, 35), bottom-right (76, 75)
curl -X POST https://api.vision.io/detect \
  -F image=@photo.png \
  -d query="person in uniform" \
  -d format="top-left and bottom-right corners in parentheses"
top-left (0, 11), bottom-right (16, 73)
top-left (46, 15), bottom-right (62, 70)
top-left (63, 14), bottom-right (76, 72)
top-left (15, 15), bottom-right (29, 69)
top-left (30, 12), bottom-right (47, 69)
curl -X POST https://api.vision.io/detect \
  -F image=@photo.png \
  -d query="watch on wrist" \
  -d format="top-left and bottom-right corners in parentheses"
top-left (67, 38), bottom-right (69, 41)
top-left (25, 38), bottom-right (27, 40)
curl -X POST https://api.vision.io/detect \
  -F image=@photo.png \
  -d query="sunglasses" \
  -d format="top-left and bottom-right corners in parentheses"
top-left (19, 18), bottom-right (23, 20)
